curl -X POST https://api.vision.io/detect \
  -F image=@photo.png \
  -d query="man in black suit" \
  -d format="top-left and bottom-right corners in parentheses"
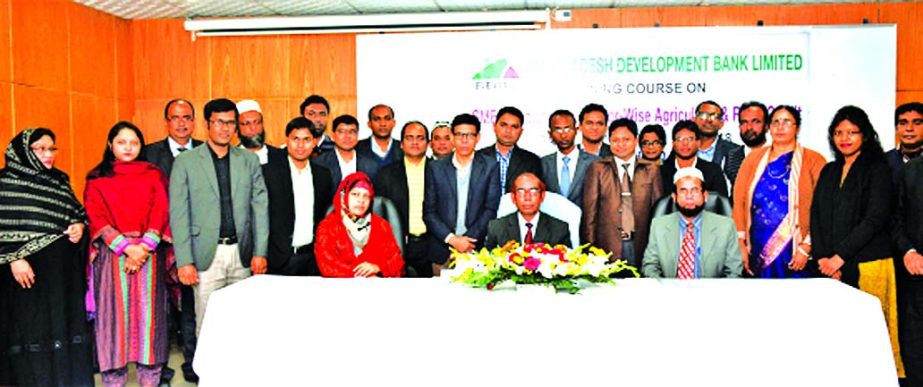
top-left (424, 113), bottom-right (501, 275)
top-left (661, 120), bottom-right (728, 198)
top-left (300, 94), bottom-right (335, 159)
top-left (313, 114), bottom-right (379, 186)
top-left (262, 117), bottom-right (333, 276)
top-left (486, 173), bottom-right (571, 249)
top-left (142, 98), bottom-right (202, 384)
top-left (895, 156), bottom-right (923, 387)
top-left (374, 121), bottom-right (431, 277)
top-left (578, 103), bottom-right (613, 158)
top-left (357, 104), bottom-right (403, 172)
top-left (476, 106), bottom-right (542, 193)
top-left (236, 99), bottom-right (285, 165)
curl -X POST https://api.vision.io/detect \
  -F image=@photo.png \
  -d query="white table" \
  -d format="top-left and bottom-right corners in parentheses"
top-left (194, 276), bottom-right (898, 387)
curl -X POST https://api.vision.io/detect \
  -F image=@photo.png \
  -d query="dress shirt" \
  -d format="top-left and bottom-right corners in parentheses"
top-left (678, 213), bottom-right (704, 278)
top-left (698, 140), bottom-right (716, 162)
top-left (405, 157), bottom-right (427, 236)
top-left (449, 155), bottom-right (473, 239)
top-left (168, 136), bottom-right (194, 157)
top-left (239, 144), bottom-right (269, 165)
top-left (615, 156), bottom-right (636, 182)
top-left (208, 145), bottom-right (237, 239)
top-left (335, 149), bottom-right (358, 181)
top-left (289, 157), bottom-right (315, 247)
top-left (371, 138), bottom-right (393, 159)
top-left (556, 149), bottom-right (577, 189)
top-left (518, 212), bottom-right (541, 245)
top-left (495, 147), bottom-right (512, 191)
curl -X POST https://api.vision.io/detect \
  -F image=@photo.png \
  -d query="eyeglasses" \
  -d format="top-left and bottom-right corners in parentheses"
top-left (209, 119), bottom-right (237, 128)
top-left (770, 119), bottom-right (796, 129)
top-left (31, 146), bottom-right (59, 155)
top-left (641, 140), bottom-right (663, 147)
top-left (169, 115), bottom-right (194, 123)
top-left (674, 136), bottom-right (696, 144)
top-left (551, 127), bottom-right (575, 134)
top-left (453, 132), bottom-right (477, 141)
top-left (514, 187), bottom-right (542, 197)
top-left (696, 112), bottom-right (722, 121)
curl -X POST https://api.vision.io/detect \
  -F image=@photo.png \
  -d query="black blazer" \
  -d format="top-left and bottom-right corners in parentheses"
top-left (423, 153), bottom-right (501, 264)
top-left (476, 144), bottom-right (542, 193)
top-left (894, 156), bottom-right (923, 282)
top-left (660, 155), bottom-right (728, 197)
top-left (313, 149), bottom-right (381, 187)
top-left (144, 138), bottom-right (203, 178)
top-left (262, 150), bottom-right (334, 271)
top-left (811, 152), bottom-right (893, 287)
top-left (485, 212), bottom-right (571, 249)
top-left (374, 158), bottom-right (432, 239)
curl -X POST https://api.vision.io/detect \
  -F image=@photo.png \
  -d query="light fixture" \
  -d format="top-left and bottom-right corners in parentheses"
top-left (184, 10), bottom-right (551, 38)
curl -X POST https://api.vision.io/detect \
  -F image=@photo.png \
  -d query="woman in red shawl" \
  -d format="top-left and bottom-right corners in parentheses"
top-left (84, 121), bottom-right (171, 387)
top-left (315, 172), bottom-right (403, 277)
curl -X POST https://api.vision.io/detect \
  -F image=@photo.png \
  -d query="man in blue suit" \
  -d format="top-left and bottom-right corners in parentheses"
top-left (541, 109), bottom-right (599, 208)
top-left (423, 113), bottom-right (501, 275)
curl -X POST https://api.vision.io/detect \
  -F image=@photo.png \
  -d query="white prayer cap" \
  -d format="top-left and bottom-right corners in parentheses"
top-left (673, 167), bottom-right (705, 185)
top-left (236, 99), bottom-right (262, 114)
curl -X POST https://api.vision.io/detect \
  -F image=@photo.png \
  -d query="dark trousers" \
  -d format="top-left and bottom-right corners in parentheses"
top-left (271, 245), bottom-right (319, 276)
top-left (179, 284), bottom-right (198, 378)
top-left (901, 279), bottom-right (923, 387)
top-left (404, 236), bottom-right (432, 278)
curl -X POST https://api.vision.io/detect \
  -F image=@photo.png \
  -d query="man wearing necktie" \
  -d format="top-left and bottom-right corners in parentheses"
top-left (541, 109), bottom-right (599, 208)
top-left (642, 167), bottom-right (742, 278)
top-left (485, 173), bottom-right (571, 249)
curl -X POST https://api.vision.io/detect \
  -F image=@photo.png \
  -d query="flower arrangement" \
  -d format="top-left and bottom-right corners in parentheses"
top-left (448, 242), bottom-right (639, 294)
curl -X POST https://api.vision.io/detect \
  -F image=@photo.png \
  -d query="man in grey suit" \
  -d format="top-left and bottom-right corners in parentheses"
top-left (171, 98), bottom-right (269, 335)
top-left (642, 167), bottom-right (742, 278)
top-left (313, 114), bottom-right (379, 186)
top-left (485, 173), bottom-right (571, 249)
top-left (541, 109), bottom-right (599, 208)
top-left (424, 113), bottom-right (501, 275)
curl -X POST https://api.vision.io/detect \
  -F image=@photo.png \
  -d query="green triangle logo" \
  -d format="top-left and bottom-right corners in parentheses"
top-left (473, 59), bottom-right (508, 80)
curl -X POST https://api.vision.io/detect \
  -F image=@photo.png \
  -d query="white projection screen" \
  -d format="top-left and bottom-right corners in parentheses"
top-left (357, 25), bottom-right (896, 160)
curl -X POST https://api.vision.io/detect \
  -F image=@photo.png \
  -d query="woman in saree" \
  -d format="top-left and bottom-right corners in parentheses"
top-left (732, 105), bottom-right (826, 278)
top-left (84, 121), bottom-right (171, 387)
top-left (0, 128), bottom-right (94, 386)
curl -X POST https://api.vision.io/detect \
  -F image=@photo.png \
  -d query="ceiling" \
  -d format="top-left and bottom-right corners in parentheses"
top-left (74, 0), bottom-right (879, 19)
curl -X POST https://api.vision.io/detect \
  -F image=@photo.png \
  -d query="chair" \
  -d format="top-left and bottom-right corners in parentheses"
top-left (325, 196), bottom-right (404, 254)
top-left (650, 191), bottom-right (733, 219)
top-left (496, 191), bottom-right (581, 248)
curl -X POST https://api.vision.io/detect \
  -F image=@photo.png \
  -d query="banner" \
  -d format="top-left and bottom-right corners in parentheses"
top-left (357, 25), bottom-right (896, 159)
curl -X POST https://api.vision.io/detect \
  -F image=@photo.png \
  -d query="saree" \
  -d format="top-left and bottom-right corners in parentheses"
top-left (748, 151), bottom-right (809, 278)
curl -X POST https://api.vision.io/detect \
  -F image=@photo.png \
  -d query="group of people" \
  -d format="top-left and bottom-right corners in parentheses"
top-left (0, 93), bottom-right (921, 386)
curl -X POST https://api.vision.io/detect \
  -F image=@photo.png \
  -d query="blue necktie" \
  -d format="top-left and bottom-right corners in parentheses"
top-left (560, 156), bottom-right (571, 197)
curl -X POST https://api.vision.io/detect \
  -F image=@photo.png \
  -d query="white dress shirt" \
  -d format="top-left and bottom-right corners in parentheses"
top-left (289, 157), bottom-right (315, 247)
top-left (518, 212), bottom-right (541, 244)
top-left (167, 136), bottom-right (194, 157)
top-left (335, 149), bottom-right (358, 180)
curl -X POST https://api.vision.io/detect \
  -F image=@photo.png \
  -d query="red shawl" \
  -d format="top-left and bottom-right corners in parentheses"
top-left (84, 161), bottom-right (171, 250)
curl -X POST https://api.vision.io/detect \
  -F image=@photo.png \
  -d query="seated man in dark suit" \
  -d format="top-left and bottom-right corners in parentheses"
top-left (476, 106), bottom-right (542, 193)
top-left (642, 167), bottom-right (742, 279)
top-left (424, 113), bottom-right (501, 276)
top-left (485, 173), bottom-right (570, 249)
top-left (262, 117), bottom-right (334, 276)
top-left (660, 120), bottom-right (728, 197)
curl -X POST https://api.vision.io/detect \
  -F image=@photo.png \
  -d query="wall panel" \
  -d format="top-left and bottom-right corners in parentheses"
top-left (70, 93), bottom-right (114, 197)
top-left (211, 35), bottom-right (291, 99)
top-left (881, 2), bottom-right (923, 93)
top-left (0, 0), bottom-right (11, 83)
top-left (11, 0), bottom-right (69, 91)
top-left (132, 19), bottom-right (207, 100)
top-left (69, 3), bottom-right (116, 98)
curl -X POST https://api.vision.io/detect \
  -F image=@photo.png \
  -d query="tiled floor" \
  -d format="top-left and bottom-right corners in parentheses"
top-left (93, 345), bottom-right (197, 387)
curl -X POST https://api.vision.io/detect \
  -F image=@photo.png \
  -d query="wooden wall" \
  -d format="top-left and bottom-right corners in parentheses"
top-left (1, 1), bottom-right (921, 198)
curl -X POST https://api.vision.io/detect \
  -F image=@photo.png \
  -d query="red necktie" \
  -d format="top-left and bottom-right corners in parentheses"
top-left (524, 222), bottom-right (533, 245)
top-left (677, 221), bottom-right (695, 279)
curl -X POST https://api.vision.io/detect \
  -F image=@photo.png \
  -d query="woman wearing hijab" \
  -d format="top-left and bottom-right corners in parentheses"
top-left (84, 122), bottom-right (172, 387)
top-left (811, 105), bottom-right (904, 377)
top-left (0, 128), bottom-right (94, 386)
top-left (315, 172), bottom-right (403, 278)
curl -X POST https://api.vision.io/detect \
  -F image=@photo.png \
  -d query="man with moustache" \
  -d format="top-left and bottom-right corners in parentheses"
top-left (540, 109), bottom-right (598, 208)
top-left (476, 106), bottom-right (543, 193)
top-left (375, 121), bottom-right (432, 277)
top-left (694, 100), bottom-right (738, 170)
top-left (724, 101), bottom-right (769, 190)
top-left (262, 117), bottom-right (333, 276)
top-left (582, 118), bottom-right (663, 268)
top-left (577, 103), bottom-right (613, 157)
top-left (430, 121), bottom-right (454, 159)
top-left (236, 99), bottom-right (284, 165)
top-left (143, 98), bottom-right (203, 384)
top-left (642, 168), bottom-right (742, 279)
top-left (485, 172), bottom-right (571, 249)
top-left (300, 94), bottom-right (335, 158)
top-left (357, 104), bottom-right (403, 172)
top-left (171, 98), bottom-right (269, 335)
top-left (887, 102), bottom-right (923, 184)
top-left (660, 120), bottom-right (728, 198)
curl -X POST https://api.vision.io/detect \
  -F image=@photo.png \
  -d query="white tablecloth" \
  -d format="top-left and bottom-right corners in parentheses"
top-left (193, 276), bottom-right (898, 387)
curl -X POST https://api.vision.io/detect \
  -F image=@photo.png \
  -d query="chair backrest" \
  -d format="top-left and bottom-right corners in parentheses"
top-left (497, 191), bottom-right (581, 248)
top-left (325, 196), bottom-right (405, 254)
top-left (651, 192), bottom-right (733, 219)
